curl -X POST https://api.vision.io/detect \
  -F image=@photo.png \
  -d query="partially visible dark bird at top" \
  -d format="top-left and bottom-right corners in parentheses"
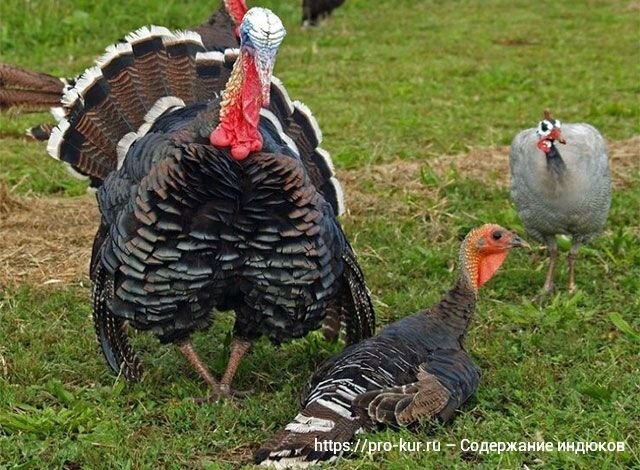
top-left (302, 0), bottom-right (346, 26)
top-left (510, 110), bottom-right (611, 295)
top-left (255, 225), bottom-right (529, 467)
top-left (46, 7), bottom-right (375, 401)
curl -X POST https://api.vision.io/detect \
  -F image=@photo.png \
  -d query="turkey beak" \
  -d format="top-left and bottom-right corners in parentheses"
top-left (508, 233), bottom-right (530, 250)
top-left (255, 49), bottom-right (276, 106)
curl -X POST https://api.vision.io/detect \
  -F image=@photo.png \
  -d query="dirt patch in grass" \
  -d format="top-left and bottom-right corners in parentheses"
top-left (0, 192), bottom-right (98, 287)
top-left (1, 137), bottom-right (637, 287)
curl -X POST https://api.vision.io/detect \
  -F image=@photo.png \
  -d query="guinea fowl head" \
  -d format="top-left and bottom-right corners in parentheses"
top-left (536, 109), bottom-right (567, 154)
top-left (210, 8), bottom-right (286, 160)
top-left (459, 224), bottom-right (529, 293)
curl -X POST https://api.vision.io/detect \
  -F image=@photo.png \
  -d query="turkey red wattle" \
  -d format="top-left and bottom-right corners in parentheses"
top-left (210, 53), bottom-right (264, 160)
top-left (210, 7), bottom-right (286, 160)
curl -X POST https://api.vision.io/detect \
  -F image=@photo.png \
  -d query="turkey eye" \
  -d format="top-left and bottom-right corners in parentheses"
top-left (492, 231), bottom-right (502, 241)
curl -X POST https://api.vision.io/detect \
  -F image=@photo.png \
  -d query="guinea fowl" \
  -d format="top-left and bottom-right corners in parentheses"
top-left (510, 110), bottom-right (611, 294)
top-left (302, 0), bottom-right (346, 26)
top-left (255, 225), bottom-right (529, 467)
top-left (46, 7), bottom-right (375, 399)
top-left (0, 0), bottom-right (247, 140)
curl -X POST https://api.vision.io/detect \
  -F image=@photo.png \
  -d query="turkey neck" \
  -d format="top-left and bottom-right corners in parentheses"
top-left (223, 0), bottom-right (248, 28)
top-left (425, 276), bottom-right (477, 340)
top-left (545, 142), bottom-right (567, 179)
top-left (213, 51), bottom-right (263, 154)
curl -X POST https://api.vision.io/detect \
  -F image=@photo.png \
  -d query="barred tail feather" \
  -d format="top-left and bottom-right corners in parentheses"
top-left (93, 266), bottom-right (143, 382)
top-left (342, 245), bottom-right (376, 343)
top-left (47, 26), bottom-right (232, 186)
top-left (255, 401), bottom-right (361, 468)
top-left (26, 123), bottom-right (55, 141)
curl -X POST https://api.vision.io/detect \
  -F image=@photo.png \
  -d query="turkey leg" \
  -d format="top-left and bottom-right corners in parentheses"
top-left (542, 240), bottom-right (559, 295)
top-left (178, 339), bottom-right (252, 402)
top-left (220, 338), bottom-right (253, 396)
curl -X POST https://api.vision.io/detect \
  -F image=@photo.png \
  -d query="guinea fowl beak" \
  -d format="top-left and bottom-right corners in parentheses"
top-left (550, 127), bottom-right (566, 145)
top-left (508, 233), bottom-right (531, 250)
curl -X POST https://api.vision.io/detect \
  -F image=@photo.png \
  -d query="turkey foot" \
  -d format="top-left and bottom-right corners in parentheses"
top-left (178, 339), bottom-right (253, 403)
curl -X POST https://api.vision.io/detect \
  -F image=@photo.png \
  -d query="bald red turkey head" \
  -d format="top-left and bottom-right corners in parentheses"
top-left (461, 224), bottom-right (529, 291)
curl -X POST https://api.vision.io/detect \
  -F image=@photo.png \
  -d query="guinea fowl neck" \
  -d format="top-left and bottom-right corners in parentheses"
top-left (209, 50), bottom-right (263, 160)
top-left (545, 141), bottom-right (567, 177)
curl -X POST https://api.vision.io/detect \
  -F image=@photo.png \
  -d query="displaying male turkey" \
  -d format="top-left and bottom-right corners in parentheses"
top-left (510, 110), bottom-right (611, 294)
top-left (302, 0), bottom-right (345, 26)
top-left (46, 7), bottom-right (374, 400)
top-left (0, 0), bottom-right (248, 140)
top-left (255, 224), bottom-right (529, 467)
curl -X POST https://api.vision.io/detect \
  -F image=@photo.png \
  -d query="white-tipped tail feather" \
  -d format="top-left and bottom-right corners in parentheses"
top-left (47, 119), bottom-right (70, 159)
top-left (124, 25), bottom-right (172, 44)
top-left (96, 42), bottom-right (134, 69)
top-left (260, 108), bottom-right (300, 157)
top-left (163, 30), bottom-right (204, 47)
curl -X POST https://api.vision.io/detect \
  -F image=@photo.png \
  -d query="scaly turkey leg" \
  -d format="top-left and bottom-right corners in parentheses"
top-left (178, 340), bottom-right (220, 391)
top-left (220, 338), bottom-right (253, 396)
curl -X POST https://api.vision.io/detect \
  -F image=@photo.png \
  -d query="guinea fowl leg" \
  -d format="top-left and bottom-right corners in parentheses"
top-left (567, 243), bottom-right (581, 294)
top-left (542, 239), bottom-right (559, 295)
top-left (219, 338), bottom-right (253, 397)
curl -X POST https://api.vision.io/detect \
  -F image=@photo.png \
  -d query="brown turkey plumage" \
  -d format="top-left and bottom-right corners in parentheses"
top-left (255, 224), bottom-right (529, 467)
top-left (510, 110), bottom-right (611, 294)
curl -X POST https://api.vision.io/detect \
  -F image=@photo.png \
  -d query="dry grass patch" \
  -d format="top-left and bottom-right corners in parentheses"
top-left (0, 193), bottom-right (98, 287)
top-left (1, 137), bottom-right (636, 288)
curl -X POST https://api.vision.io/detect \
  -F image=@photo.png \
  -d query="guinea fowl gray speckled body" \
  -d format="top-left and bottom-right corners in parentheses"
top-left (46, 8), bottom-right (375, 400)
top-left (256, 225), bottom-right (529, 468)
top-left (510, 112), bottom-right (611, 294)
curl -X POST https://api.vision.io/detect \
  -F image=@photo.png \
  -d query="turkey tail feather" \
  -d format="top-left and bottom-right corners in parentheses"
top-left (47, 26), bottom-right (232, 187)
top-left (255, 401), bottom-right (361, 467)
top-left (341, 245), bottom-right (375, 343)
top-left (266, 77), bottom-right (346, 217)
top-left (92, 266), bottom-right (143, 382)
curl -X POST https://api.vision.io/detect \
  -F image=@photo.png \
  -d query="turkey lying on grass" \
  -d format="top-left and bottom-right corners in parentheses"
top-left (509, 110), bottom-right (611, 295)
top-left (46, 7), bottom-right (375, 401)
top-left (255, 224), bottom-right (529, 467)
top-left (0, 0), bottom-right (248, 141)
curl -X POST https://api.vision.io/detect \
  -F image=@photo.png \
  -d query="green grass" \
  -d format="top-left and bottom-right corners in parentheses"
top-left (1, 0), bottom-right (639, 468)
